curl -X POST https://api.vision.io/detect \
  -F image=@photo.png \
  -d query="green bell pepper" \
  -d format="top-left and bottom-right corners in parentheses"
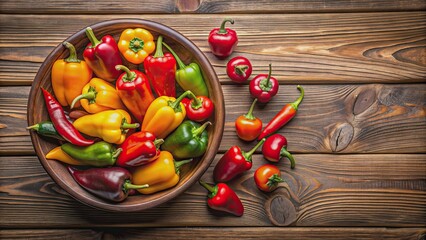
top-left (61, 141), bottom-right (122, 167)
top-left (162, 42), bottom-right (209, 97)
top-left (161, 120), bottom-right (211, 159)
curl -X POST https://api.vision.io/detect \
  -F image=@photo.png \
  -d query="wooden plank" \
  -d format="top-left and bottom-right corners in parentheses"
top-left (0, 228), bottom-right (424, 240)
top-left (2, 84), bottom-right (425, 155)
top-left (0, 0), bottom-right (425, 14)
top-left (0, 154), bottom-right (425, 227)
top-left (0, 13), bottom-right (425, 86)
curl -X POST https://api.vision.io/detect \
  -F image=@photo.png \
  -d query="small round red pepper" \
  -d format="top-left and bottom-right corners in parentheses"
top-left (235, 98), bottom-right (262, 141)
top-left (262, 134), bottom-right (295, 169)
top-left (199, 180), bottom-right (244, 217)
top-left (254, 164), bottom-right (284, 192)
top-left (226, 56), bottom-right (252, 83)
top-left (208, 18), bottom-right (238, 59)
top-left (181, 91), bottom-right (214, 122)
top-left (249, 64), bottom-right (279, 103)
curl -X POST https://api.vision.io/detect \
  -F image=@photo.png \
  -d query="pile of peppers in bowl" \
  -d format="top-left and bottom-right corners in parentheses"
top-left (28, 27), bottom-right (215, 203)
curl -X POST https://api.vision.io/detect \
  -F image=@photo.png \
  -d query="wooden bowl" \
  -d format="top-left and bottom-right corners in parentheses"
top-left (27, 19), bottom-right (224, 212)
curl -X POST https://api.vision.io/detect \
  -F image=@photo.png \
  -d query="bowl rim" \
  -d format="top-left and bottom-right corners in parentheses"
top-left (27, 18), bottom-right (225, 212)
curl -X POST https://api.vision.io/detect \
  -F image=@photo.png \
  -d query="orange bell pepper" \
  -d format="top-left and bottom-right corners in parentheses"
top-left (118, 28), bottom-right (155, 64)
top-left (51, 42), bottom-right (92, 107)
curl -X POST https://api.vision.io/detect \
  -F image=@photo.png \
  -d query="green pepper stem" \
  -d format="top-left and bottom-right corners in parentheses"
top-left (174, 159), bottom-right (193, 175)
top-left (85, 27), bottom-right (101, 47)
top-left (162, 42), bottom-right (186, 70)
top-left (169, 90), bottom-right (192, 111)
top-left (281, 147), bottom-right (296, 169)
top-left (243, 138), bottom-right (266, 162)
top-left (199, 180), bottom-right (218, 198)
top-left (123, 180), bottom-right (149, 191)
top-left (192, 121), bottom-right (212, 137)
top-left (290, 85), bottom-right (304, 111)
top-left (218, 18), bottom-right (234, 34)
top-left (63, 42), bottom-right (80, 63)
top-left (235, 65), bottom-right (248, 77)
top-left (115, 65), bottom-right (136, 82)
top-left (26, 124), bottom-right (40, 130)
top-left (153, 35), bottom-right (164, 58)
top-left (244, 98), bottom-right (258, 120)
top-left (187, 91), bottom-right (202, 109)
top-left (112, 148), bottom-right (123, 159)
top-left (121, 122), bottom-right (140, 129)
top-left (154, 139), bottom-right (164, 148)
top-left (70, 91), bottom-right (96, 109)
top-left (267, 174), bottom-right (284, 189)
top-left (259, 64), bottom-right (273, 92)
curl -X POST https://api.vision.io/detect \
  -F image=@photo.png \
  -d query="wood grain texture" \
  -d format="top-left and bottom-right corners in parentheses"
top-left (0, 12), bottom-right (425, 86)
top-left (1, 154), bottom-right (425, 227)
top-left (0, 228), bottom-right (425, 240)
top-left (2, 84), bottom-right (425, 155)
top-left (0, 0), bottom-right (425, 13)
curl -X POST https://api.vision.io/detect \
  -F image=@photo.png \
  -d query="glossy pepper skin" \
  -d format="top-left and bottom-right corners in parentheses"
top-left (27, 120), bottom-right (64, 141)
top-left (118, 28), bottom-right (155, 64)
top-left (70, 77), bottom-right (126, 113)
top-left (46, 146), bottom-right (85, 166)
top-left (61, 141), bottom-right (122, 167)
top-left (258, 85), bottom-right (304, 140)
top-left (262, 134), bottom-right (295, 169)
top-left (199, 181), bottom-right (244, 216)
top-left (235, 98), bottom-right (262, 141)
top-left (163, 42), bottom-right (209, 97)
top-left (51, 42), bottom-right (92, 107)
top-left (254, 164), bottom-right (284, 192)
top-left (162, 121), bottom-right (211, 159)
top-left (41, 88), bottom-right (94, 147)
top-left (73, 109), bottom-right (139, 145)
top-left (132, 151), bottom-right (192, 194)
top-left (208, 18), bottom-right (238, 59)
top-left (226, 56), bottom-right (252, 83)
top-left (181, 91), bottom-right (214, 122)
top-left (144, 36), bottom-right (176, 97)
top-left (68, 166), bottom-right (149, 202)
top-left (116, 131), bottom-right (163, 168)
top-left (141, 90), bottom-right (190, 139)
top-left (83, 27), bottom-right (122, 82)
top-left (115, 65), bottom-right (155, 123)
top-left (214, 138), bottom-right (266, 182)
top-left (249, 64), bottom-right (279, 103)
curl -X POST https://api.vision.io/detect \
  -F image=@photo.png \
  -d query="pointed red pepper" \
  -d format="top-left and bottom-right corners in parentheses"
top-left (249, 64), bottom-right (279, 103)
top-left (258, 85), bottom-right (304, 140)
top-left (144, 35), bottom-right (177, 97)
top-left (208, 18), bottom-right (238, 59)
top-left (262, 134), bottom-right (295, 169)
top-left (213, 138), bottom-right (266, 182)
top-left (83, 27), bottom-right (123, 82)
top-left (181, 91), bottom-right (214, 122)
top-left (116, 131), bottom-right (163, 168)
top-left (115, 65), bottom-right (155, 123)
top-left (199, 180), bottom-right (244, 217)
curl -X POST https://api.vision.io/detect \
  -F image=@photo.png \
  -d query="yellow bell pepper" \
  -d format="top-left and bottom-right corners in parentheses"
top-left (118, 28), bottom-right (155, 64)
top-left (46, 146), bottom-right (85, 165)
top-left (132, 151), bottom-right (192, 194)
top-left (73, 109), bottom-right (139, 144)
top-left (70, 77), bottom-right (125, 113)
top-left (142, 90), bottom-right (192, 139)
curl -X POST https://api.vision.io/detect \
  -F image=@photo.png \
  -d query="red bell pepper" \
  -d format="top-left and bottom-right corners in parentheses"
top-left (258, 85), bottom-right (304, 140)
top-left (262, 134), bottom-right (295, 169)
top-left (226, 56), bottom-right (252, 83)
top-left (144, 35), bottom-right (177, 97)
top-left (249, 64), bottom-right (279, 103)
top-left (208, 18), bottom-right (238, 59)
top-left (40, 88), bottom-right (94, 146)
top-left (83, 27), bottom-right (123, 82)
top-left (199, 181), bottom-right (244, 217)
top-left (213, 138), bottom-right (266, 182)
top-left (116, 131), bottom-right (163, 168)
top-left (181, 91), bottom-right (214, 122)
top-left (115, 65), bottom-right (155, 123)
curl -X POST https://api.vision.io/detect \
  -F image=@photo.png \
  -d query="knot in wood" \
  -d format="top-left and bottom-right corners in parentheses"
top-left (329, 122), bottom-right (354, 152)
top-left (353, 88), bottom-right (376, 115)
top-left (265, 195), bottom-right (297, 226)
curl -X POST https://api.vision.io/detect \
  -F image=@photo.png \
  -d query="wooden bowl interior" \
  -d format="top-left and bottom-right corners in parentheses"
top-left (28, 19), bottom-right (224, 212)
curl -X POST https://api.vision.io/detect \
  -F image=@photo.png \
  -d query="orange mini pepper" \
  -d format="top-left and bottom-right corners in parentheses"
top-left (51, 42), bottom-right (92, 107)
top-left (118, 28), bottom-right (155, 64)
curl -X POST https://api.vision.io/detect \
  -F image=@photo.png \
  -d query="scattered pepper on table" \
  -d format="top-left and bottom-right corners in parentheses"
top-left (61, 141), bottom-right (121, 167)
top-left (262, 133), bottom-right (295, 169)
top-left (249, 64), bottom-right (279, 103)
top-left (181, 91), bottom-right (214, 122)
top-left (226, 56), bottom-right (252, 83)
top-left (118, 28), bottom-right (155, 64)
top-left (208, 18), bottom-right (238, 59)
top-left (199, 180), bottom-right (244, 217)
top-left (235, 98), bottom-right (262, 141)
top-left (254, 164), bottom-right (284, 192)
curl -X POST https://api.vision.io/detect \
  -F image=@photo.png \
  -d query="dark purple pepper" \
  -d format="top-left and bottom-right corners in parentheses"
top-left (67, 166), bottom-right (148, 202)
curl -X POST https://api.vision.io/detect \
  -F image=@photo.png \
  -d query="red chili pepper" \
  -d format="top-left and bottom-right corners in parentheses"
top-left (249, 64), bottom-right (279, 103)
top-left (213, 138), bottom-right (265, 183)
top-left (254, 164), bottom-right (284, 192)
top-left (40, 88), bottom-right (94, 146)
top-left (181, 91), bottom-right (214, 122)
top-left (83, 27), bottom-right (123, 82)
top-left (116, 131), bottom-right (163, 168)
top-left (144, 36), bottom-right (177, 97)
top-left (115, 65), bottom-right (155, 123)
top-left (208, 18), bottom-right (238, 59)
top-left (258, 85), bottom-right (304, 140)
top-left (199, 181), bottom-right (244, 217)
top-left (262, 134), bottom-right (295, 168)
top-left (226, 56), bottom-right (252, 83)
top-left (235, 98), bottom-right (262, 141)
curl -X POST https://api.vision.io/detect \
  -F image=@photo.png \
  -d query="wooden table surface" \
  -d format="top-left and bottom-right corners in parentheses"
top-left (1, 1), bottom-right (426, 239)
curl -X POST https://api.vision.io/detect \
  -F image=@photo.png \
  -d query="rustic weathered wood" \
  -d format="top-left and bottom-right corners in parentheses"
top-left (1, 13), bottom-right (425, 86)
top-left (2, 84), bottom-right (425, 155)
top-left (1, 154), bottom-right (425, 227)
top-left (0, 0), bottom-right (425, 14)
top-left (0, 228), bottom-right (425, 240)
